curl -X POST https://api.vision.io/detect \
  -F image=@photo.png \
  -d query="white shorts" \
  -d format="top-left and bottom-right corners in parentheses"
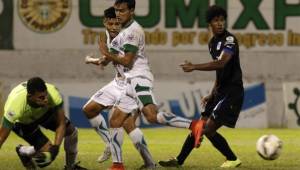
top-left (88, 79), bottom-right (138, 114)
top-left (126, 76), bottom-right (157, 110)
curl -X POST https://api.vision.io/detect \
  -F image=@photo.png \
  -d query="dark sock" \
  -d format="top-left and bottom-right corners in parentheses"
top-left (177, 133), bottom-right (195, 165)
top-left (207, 132), bottom-right (237, 160)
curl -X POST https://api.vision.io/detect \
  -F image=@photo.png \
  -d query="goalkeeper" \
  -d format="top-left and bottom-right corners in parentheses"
top-left (0, 77), bottom-right (87, 170)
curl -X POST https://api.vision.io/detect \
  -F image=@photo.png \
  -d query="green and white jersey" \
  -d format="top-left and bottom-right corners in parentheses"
top-left (106, 30), bottom-right (126, 79)
top-left (110, 20), bottom-right (153, 81)
top-left (4, 82), bottom-right (63, 125)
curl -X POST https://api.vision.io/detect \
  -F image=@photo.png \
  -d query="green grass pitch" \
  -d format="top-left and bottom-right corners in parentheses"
top-left (0, 128), bottom-right (300, 170)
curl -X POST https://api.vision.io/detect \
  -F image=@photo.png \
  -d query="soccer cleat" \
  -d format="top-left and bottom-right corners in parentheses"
top-left (137, 164), bottom-right (157, 170)
top-left (220, 159), bottom-right (242, 168)
top-left (64, 161), bottom-right (88, 170)
top-left (158, 157), bottom-right (180, 168)
top-left (16, 145), bottom-right (37, 170)
top-left (97, 146), bottom-right (111, 163)
top-left (190, 120), bottom-right (206, 148)
top-left (107, 163), bottom-right (125, 170)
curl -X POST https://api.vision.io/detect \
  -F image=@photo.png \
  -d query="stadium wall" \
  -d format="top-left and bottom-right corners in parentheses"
top-left (0, 50), bottom-right (299, 128)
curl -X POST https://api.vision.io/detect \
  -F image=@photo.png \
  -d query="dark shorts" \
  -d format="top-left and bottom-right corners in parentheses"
top-left (202, 86), bottom-right (244, 128)
top-left (12, 109), bottom-right (70, 151)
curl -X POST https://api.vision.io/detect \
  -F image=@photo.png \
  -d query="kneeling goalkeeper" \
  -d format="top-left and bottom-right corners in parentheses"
top-left (0, 77), bottom-right (87, 170)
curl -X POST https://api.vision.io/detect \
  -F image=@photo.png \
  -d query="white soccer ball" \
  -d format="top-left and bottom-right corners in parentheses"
top-left (256, 134), bottom-right (283, 160)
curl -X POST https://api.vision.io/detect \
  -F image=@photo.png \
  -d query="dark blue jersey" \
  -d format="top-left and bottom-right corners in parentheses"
top-left (208, 30), bottom-right (243, 94)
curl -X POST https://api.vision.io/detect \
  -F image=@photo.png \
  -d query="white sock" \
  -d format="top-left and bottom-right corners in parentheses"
top-left (129, 128), bottom-right (155, 167)
top-left (157, 111), bottom-right (191, 128)
top-left (110, 128), bottom-right (124, 163)
top-left (19, 146), bottom-right (36, 156)
top-left (89, 114), bottom-right (111, 147)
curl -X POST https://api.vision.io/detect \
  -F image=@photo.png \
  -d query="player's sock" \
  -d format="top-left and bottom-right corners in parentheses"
top-left (18, 145), bottom-right (36, 156)
top-left (89, 114), bottom-right (111, 147)
top-left (157, 111), bottom-right (191, 128)
top-left (64, 127), bottom-right (78, 167)
top-left (177, 133), bottom-right (194, 165)
top-left (128, 128), bottom-right (155, 167)
top-left (207, 132), bottom-right (237, 161)
top-left (110, 128), bottom-right (124, 163)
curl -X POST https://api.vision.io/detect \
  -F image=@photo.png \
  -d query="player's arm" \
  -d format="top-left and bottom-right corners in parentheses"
top-left (0, 117), bottom-right (13, 149)
top-left (181, 51), bottom-right (232, 72)
top-left (99, 40), bottom-right (135, 68)
top-left (54, 106), bottom-right (66, 146)
top-left (202, 80), bottom-right (218, 106)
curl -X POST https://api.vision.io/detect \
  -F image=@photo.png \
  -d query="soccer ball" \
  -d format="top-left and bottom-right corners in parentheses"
top-left (256, 134), bottom-right (283, 160)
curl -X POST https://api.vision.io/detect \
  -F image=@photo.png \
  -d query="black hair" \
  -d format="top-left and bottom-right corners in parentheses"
top-left (27, 77), bottom-right (47, 94)
top-left (104, 6), bottom-right (116, 19)
top-left (205, 5), bottom-right (227, 23)
top-left (115, 0), bottom-right (135, 10)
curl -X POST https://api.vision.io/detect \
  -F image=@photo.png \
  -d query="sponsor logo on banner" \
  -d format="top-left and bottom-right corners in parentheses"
top-left (55, 82), bottom-right (267, 128)
top-left (283, 83), bottom-right (300, 128)
top-left (17, 0), bottom-right (72, 33)
top-left (13, 0), bottom-right (300, 50)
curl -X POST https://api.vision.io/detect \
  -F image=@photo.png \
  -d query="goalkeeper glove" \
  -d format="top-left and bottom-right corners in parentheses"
top-left (49, 145), bottom-right (59, 161)
top-left (32, 152), bottom-right (52, 168)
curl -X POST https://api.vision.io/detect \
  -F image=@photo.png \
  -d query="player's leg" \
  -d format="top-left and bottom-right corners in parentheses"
top-left (82, 100), bottom-right (111, 163)
top-left (205, 118), bottom-right (241, 168)
top-left (130, 77), bottom-right (205, 147)
top-left (158, 99), bottom-right (217, 167)
top-left (207, 90), bottom-right (244, 168)
top-left (122, 112), bottom-right (156, 169)
top-left (82, 81), bottom-right (119, 163)
top-left (108, 107), bottom-right (128, 170)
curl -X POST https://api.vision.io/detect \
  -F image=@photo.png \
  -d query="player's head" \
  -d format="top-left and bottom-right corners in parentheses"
top-left (114, 0), bottom-right (135, 26)
top-left (27, 77), bottom-right (48, 107)
top-left (104, 6), bottom-right (121, 38)
top-left (206, 5), bottom-right (227, 35)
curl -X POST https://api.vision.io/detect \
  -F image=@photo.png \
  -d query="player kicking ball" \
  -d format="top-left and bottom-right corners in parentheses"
top-left (159, 5), bottom-right (244, 168)
top-left (83, 7), bottom-right (156, 170)
top-left (0, 77), bottom-right (87, 170)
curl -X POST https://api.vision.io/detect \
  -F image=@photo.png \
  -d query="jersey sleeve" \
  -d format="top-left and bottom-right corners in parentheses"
top-left (223, 36), bottom-right (236, 56)
top-left (3, 98), bottom-right (23, 128)
top-left (123, 31), bottom-right (139, 54)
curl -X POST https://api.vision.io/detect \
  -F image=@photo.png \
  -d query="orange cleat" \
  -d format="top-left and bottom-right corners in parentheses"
top-left (107, 163), bottom-right (125, 170)
top-left (189, 120), bottom-right (206, 148)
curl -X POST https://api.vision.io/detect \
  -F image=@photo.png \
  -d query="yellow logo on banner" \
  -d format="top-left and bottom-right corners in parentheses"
top-left (18, 0), bottom-right (72, 33)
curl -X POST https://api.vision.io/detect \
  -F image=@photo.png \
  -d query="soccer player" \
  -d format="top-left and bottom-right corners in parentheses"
top-left (83, 7), bottom-right (155, 169)
top-left (98, 0), bottom-right (205, 169)
top-left (158, 5), bottom-right (244, 168)
top-left (0, 77), bottom-right (87, 170)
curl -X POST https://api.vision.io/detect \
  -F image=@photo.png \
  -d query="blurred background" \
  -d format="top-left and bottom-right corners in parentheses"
top-left (0, 0), bottom-right (300, 129)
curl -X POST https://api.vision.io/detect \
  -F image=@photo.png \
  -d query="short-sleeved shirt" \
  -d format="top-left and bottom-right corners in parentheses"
top-left (4, 82), bottom-right (63, 125)
top-left (110, 20), bottom-right (153, 81)
top-left (208, 30), bottom-right (243, 94)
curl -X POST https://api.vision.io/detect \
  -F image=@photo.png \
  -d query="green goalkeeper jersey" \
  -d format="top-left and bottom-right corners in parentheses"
top-left (3, 82), bottom-right (63, 125)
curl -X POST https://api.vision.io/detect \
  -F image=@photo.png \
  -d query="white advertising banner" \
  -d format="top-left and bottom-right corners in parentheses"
top-left (55, 81), bottom-right (267, 128)
top-left (13, 0), bottom-right (300, 51)
top-left (283, 82), bottom-right (300, 128)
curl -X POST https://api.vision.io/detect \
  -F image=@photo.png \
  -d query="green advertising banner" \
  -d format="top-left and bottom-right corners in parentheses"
top-left (12, 0), bottom-right (300, 51)
top-left (0, 0), bottom-right (13, 49)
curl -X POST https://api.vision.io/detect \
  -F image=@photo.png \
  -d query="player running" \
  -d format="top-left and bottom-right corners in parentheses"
top-left (0, 77), bottom-right (87, 170)
top-left (98, 0), bottom-right (205, 169)
top-left (159, 5), bottom-right (244, 168)
top-left (82, 7), bottom-right (155, 170)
